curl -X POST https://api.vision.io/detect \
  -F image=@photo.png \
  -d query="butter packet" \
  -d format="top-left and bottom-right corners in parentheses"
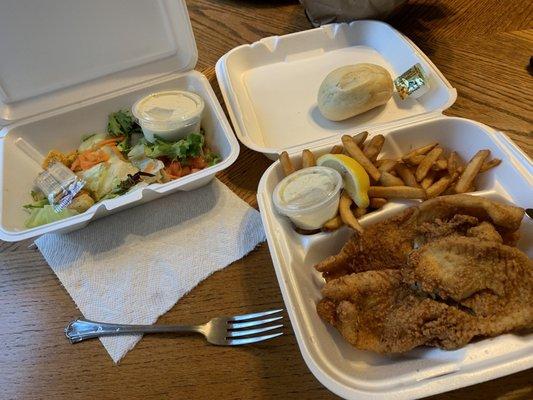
top-left (394, 63), bottom-right (430, 100)
top-left (35, 162), bottom-right (85, 212)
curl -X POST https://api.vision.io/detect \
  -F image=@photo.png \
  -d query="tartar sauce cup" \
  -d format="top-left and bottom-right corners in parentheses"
top-left (273, 166), bottom-right (343, 230)
top-left (132, 90), bottom-right (205, 142)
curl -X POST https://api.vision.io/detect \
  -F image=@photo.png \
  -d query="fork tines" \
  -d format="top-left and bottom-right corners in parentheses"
top-left (226, 308), bottom-right (284, 345)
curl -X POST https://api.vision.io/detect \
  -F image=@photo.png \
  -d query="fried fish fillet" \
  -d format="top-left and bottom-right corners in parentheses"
top-left (315, 195), bottom-right (530, 353)
top-left (417, 194), bottom-right (524, 232)
top-left (317, 270), bottom-right (478, 353)
top-left (315, 208), bottom-right (417, 279)
top-left (404, 236), bottom-right (533, 324)
top-left (314, 195), bottom-right (524, 280)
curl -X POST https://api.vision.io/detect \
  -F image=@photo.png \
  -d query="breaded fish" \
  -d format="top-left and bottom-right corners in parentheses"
top-left (315, 195), bottom-right (531, 353)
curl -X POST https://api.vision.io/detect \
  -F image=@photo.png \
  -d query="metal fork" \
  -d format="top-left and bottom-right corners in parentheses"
top-left (65, 309), bottom-right (284, 346)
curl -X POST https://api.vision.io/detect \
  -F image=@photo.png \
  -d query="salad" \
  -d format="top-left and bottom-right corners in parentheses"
top-left (24, 109), bottom-right (220, 228)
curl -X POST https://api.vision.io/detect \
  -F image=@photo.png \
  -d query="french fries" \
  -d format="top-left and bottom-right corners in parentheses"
top-left (376, 159), bottom-right (397, 172)
top-left (395, 163), bottom-right (420, 188)
top-left (279, 151), bottom-right (295, 176)
top-left (447, 151), bottom-right (460, 175)
top-left (369, 197), bottom-right (387, 209)
top-left (354, 207), bottom-right (367, 218)
top-left (302, 149), bottom-right (316, 168)
top-left (405, 154), bottom-right (425, 166)
top-left (479, 158), bottom-right (501, 173)
top-left (277, 135), bottom-right (501, 236)
top-left (426, 175), bottom-right (453, 198)
top-left (342, 135), bottom-right (381, 181)
top-left (421, 170), bottom-right (436, 190)
top-left (340, 192), bottom-right (364, 233)
top-left (363, 134), bottom-right (385, 162)
top-left (432, 158), bottom-right (448, 171)
top-left (330, 145), bottom-right (344, 154)
top-left (353, 131), bottom-right (369, 147)
top-left (379, 171), bottom-right (405, 187)
top-left (416, 146), bottom-right (443, 182)
top-left (402, 142), bottom-right (438, 161)
top-left (455, 150), bottom-right (490, 193)
top-left (323, 215), bottom-right (343, 231)
top-left (368, 186), bottom-right (426, 199)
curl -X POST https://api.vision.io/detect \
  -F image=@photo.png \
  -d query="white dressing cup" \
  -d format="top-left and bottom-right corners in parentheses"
top-left (132, 90), bottom-right (204, 142)
top-left (273, 166), bottom-right (343, 230)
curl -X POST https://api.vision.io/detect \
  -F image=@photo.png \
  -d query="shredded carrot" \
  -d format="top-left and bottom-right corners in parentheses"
top-left (95, 136), bottom-right (124, 149)
top-left (71, 149), bottom-right (110, 172)
top-left (188, 156), bottom-right (208, 169)
top-left (164, 161), bottom-right (182, 179)
top-left (109, 144), bottom-right (126, 161)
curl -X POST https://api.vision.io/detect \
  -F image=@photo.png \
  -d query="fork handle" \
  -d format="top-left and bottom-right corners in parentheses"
top-left (65, 318), bottom-right (203, 343)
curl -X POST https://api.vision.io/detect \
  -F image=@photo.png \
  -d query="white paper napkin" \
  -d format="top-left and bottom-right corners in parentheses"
top-left (36, 179), bottom-right (266, 363)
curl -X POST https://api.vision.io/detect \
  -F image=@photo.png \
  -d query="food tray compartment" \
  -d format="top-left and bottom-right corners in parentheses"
top-left (257, 116), bottom-right (533, 399)
top-left (216, 20), bottom-right (457, 158)
top-left (0, 71), bottom-right (239, 241)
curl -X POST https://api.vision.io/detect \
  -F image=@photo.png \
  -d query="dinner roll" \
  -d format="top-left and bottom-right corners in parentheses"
top-left (317, 64), bottom-right (393, 121)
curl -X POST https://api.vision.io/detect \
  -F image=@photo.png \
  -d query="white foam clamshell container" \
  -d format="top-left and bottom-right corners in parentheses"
top-left (217, 21), bottom-right (533, 399)
top-left (0, 0), bottom-right (239, 242)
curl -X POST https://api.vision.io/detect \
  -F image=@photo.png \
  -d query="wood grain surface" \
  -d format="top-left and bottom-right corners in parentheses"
top-left (1, 0), bottom-right (532, 399)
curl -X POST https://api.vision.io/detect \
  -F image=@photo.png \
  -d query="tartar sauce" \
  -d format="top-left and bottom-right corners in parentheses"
top-left (273, 166), bottom-right (342, 230)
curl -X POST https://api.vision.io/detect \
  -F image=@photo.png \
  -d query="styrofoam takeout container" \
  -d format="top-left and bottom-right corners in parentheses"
top-left (0, 0), bottom-right (239, 242)
top-left (217, 21), bottom-right (533, 399)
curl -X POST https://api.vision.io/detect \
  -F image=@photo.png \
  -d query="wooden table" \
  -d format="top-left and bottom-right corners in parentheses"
top-left (1, 1), bottom-right (532, 399)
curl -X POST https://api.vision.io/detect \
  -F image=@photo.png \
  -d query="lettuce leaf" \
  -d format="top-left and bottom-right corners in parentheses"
top-left (23, 198), bottom-right (49, 209)
top-left (78, 132), bottom-right (108, 153)
top-left (107, 110), bottom-right (135, 136)
top-left (79, 156), bottom-right (139, 201)
top-left (25, 205), bottom-right (78, 228)
top-left (142, 133), bottom-right (204, 161)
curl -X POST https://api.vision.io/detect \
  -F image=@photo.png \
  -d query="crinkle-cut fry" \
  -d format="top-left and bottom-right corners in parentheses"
top-left (455, 149), bottom-right (490, 193)
top-left (479, 158), bottom-right (502, 173)
top-left (339, 192), bottom-right (364, 233)
top-left (379, 171), bottom-right (405, 187)
top-left (405, 154), bottom-right (425, 166)
top-left (368, 186), bottom-right (426, 199)
top-left (401, 142), bottom-right (438, 161)
top-left (302, 149), bottom-right (316, 168)
top-left (376, 159), bottom-right (397, 172)
top-left (415, 146), bottom-right (443, 182)
top-left (279, 151), bottom-right (296, 176)
top-left (426, 175), bottom-right (453, 198)
top-left (395, 163), bottom-right (420, 187)
top-left (322, 215), bottom-right (343, 231)
top-left (352, 131), bottom-right (369, 147)
top-left (363, 134), bottom-right (385, 162)
top-left (369, 197), bottom-right (387, 209)
top-left (431, 158), bottom-right (448, 171)
top-left (421, 170), bottom-right (436, 190)
top-left (330, 145), bottom-right (344, 154)
top-left (341, 135), bottom-right (381, 181)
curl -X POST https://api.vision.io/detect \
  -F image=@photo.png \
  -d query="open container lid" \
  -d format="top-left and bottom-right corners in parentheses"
top-left (0, 0), bottom-right (197, 126)
top-left (216, 21), bottom-right (458, 158)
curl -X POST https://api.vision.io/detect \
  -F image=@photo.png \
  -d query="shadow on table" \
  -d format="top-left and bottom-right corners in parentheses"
top-left (387, 2), bottom-right (455, 57)
top-left (214, 0), bottom-right (299, 8)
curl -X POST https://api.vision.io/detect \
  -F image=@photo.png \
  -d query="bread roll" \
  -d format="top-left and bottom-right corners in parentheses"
top-left (317, 64), bottom-right (393, 121)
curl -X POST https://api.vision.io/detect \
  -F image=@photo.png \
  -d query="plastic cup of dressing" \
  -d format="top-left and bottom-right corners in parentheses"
top-left (132, 90), bottom-right (205, 142)
top-left (273, 166), bottom-right (343, 230)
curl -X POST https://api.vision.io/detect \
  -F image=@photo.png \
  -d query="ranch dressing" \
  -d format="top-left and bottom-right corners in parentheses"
top-left (132, 90), bottom-right (204, 142)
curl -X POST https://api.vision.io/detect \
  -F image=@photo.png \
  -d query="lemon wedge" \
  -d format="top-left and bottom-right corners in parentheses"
top-left (317, 153), bottom-right (370, 208)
